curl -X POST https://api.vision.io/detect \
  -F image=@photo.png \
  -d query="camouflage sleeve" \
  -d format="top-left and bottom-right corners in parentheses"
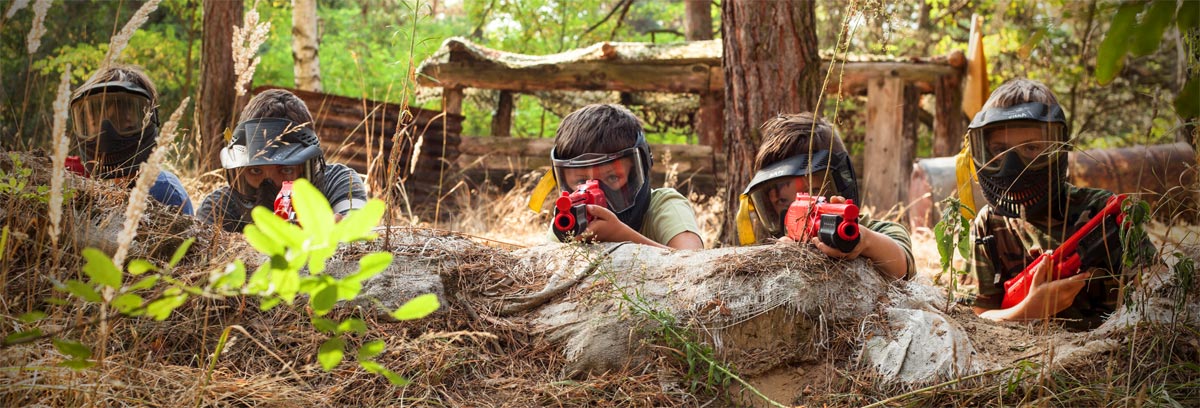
top-left (318, 164), bottom-right (368, 215)
top-left (864, 219), bottom-right (915, 280)
top-left (198, 187), bottom-right (250, 233)
top-left (969, 209), bottom-right (1005, 310)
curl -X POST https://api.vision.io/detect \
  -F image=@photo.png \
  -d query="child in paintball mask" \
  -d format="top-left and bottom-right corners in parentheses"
top-left (737, 113), bottom-right (912, 280)
top-left (67, 64), bottom-right (193, 214)
top-left (967, 78), bottom-right (1153, 330)
top-left (198, 89), bottom-right (367, 233)
top-left (541, 104), bottom-right (703, 250)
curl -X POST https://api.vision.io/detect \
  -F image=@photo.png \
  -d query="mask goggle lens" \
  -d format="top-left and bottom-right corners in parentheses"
top-left (70, 92), bottom-right (151, 141)
top-left (747, 171), bottom-right (833, 237)
top-left (972, 123), bottom-right (1064, 172)
top-left (552, 146), bottom-right (646, 213)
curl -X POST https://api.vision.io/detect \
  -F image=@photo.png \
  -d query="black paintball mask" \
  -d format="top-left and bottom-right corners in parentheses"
top-left (551, 132), bottom-right (654, 232)
top-left (69, 81), bottom-right (159, 179)
top-left (968, 102), bottom-right (1070, 219)
top-left (220, 118), bottom-right (326, 210)
top-left (743, 150), bottom-right (860, 238)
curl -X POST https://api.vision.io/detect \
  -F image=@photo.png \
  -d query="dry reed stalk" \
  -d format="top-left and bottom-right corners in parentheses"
top-left (112, 97), bottom-right (190, 268)
top-left (100, 0), bottom-right (162, 71)
top-left (24, 0), bottom-right (49, 54)
top-left (4, 0), bottom-right (30, 19)
top-left (48, 64), bottom-right (71, 248)
top-left (232, 6), bottom-right (270, 97)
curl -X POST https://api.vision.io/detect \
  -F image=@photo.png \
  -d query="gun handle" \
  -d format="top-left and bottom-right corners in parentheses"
top-left (1055, 253), bottom-right (1082, 280)
top-left (1001, 253), bottom-right (1051, 309)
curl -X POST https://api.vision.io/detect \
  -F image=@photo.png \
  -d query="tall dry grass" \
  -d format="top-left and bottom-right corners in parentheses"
top-left (47, 64), bottom-right (70, 248)
top-left (99, 0), bottom-right (161, 71)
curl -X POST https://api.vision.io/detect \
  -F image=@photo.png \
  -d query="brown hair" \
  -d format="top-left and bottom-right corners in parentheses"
top-left (239, 89), bottom-right (314, 124)
top-left (74, 64), bottom-right (158, 101)
top-left (981, 78), bottom-right (1060, 110)
top-left (553, 104), bottom-right (644, 159)
top-left (753, 113), bottom-right (845, 173)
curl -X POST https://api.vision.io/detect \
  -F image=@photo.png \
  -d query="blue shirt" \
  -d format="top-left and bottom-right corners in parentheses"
top-left (149, 170), bottom-right (193, 215)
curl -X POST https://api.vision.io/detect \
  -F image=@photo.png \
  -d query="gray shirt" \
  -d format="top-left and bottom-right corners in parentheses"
top-left (199, 163), bottom-right (367, 232)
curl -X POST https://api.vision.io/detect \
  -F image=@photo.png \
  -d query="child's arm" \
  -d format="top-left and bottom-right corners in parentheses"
top-left (581, 205), bottom-right (701, 250)
top-left (809, 228), bottom-right (908, 279)
top-left (972, 258), bottom-right (1090, 321)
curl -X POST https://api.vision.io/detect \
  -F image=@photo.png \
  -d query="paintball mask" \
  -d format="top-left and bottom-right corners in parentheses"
top-left (740, 150), bottom-right (860, 240)
top-left (967, 102), bottom-right (1069, 218)
top-left (550, 132), bottom-right (653, 232)
top-left (69, 81), bottom-right (159, 179)
top-left (220, 118), bottom-right (325, 210)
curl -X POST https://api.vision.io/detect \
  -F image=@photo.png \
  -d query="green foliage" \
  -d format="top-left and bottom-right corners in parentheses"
top-left (0, 153), bottom-right (60, 203)
top-left (933, 197), bottom-right (975, 308)
top-left (1095, 0), bottom-right (1198, 118)
top-left (390, 293), bottom-right (440, 321)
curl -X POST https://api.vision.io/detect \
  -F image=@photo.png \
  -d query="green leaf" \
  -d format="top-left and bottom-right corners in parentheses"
top-left (357, 339), bottom-right (385, 361)
top-left (333, 199), bottom-right (385, 242)
top-left (311, 284), bottom-right (339, 316)
top-left (212, 261), bottom-right (246, 291)
top-left (312, 317), bottom-right (338, 333)
top-left (292, 178), bottom-right (335, 244)
top-left (275, 268), bottom-right (301, 303)
top-left (259, 296), bottom-right (283, 311)
top-left (168, 238), bottom-right (195, 269)
top-left (1129, 0), bottom-right (1176, 56)
top-left (127, 259), bottom-right (157, 276)
top-left (18, 311), bottom-right (47, 323)
top-left (111, 293), bottom-right (145, 314)
top-left (52, 338), bottom-right (92, 359)
top-left (127, 275), bottom-right (160, 292)
top-left (3, 329), bottom-right (43, 345)
top-left (1096, 2), bottom-right (1144, 85)
top-left (81, 248), bottom-right (122, 289)
top-left (359, 360), bottom-right (409, 386)
top-left (1179, 1), bottom-right (1199, 31)
top-left (339, 252), bottom-right (393, 300)
top-left (338, 318), bottom-right (367, 335)
top-left (45, 297), bottom-right (69, 306)
top-left (318, 337), bottom-right (345, 371)
top-left (64, 280), bottom-right (102, 303)
top-left (249, 206), bottom-right (302, 249)
top-left (1174, 76), bottom-right (1199, 119)
top-left (59, 359), bottom-right (96, 370)
top-left (146, 293), bottom-right (188, 321)
top-left (243, 224), bottom-right (285, 257)
top-left (246, 264), bottom-right (272, 295)
top-left (389, 294), bottom-right (440, 321)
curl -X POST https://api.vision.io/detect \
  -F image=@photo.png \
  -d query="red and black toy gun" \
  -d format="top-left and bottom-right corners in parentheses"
top-left (552, 180), bottom-right (607, 242)
top-left (784, 193), bottom-right (861, 253)
top-left (274, 180), bottom-right (296, 223)
top-left (1000, 194), bottom-right (1128, 309)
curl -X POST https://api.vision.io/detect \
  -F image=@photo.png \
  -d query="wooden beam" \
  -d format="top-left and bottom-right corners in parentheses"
top-left (933, 74), bottom-right (964, 157)
top-left (695, 92), bottom-right (724, 152)
top-left (862, 77), bottom-right (918, 217)
top-left (491, 91), bottom-right (514, 137)
top-left (443, 87), bottom-right (465, 115)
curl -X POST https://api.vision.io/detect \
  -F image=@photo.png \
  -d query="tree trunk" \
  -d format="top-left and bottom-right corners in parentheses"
top-left (199, 0), bottom-right (243, 172)
top-left (684, 0), bottom-right (713, 41)
top-left (292, 0), bottom-right (322, 92)
top-left (720, 0), bottom-right (821, 245)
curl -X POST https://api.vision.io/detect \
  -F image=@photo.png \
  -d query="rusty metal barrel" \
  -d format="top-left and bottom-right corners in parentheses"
top-left (908, 142), bottom-right (1198, 229)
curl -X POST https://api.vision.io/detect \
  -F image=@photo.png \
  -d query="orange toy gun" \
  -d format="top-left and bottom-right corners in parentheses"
top-left (552, 180), bottom-right (607, 242)
top-left (1000, 194), bottom-right (1128, 309)
top-left (784, 193), bottom-right (861, 253)
top-left (274, 180), bottom-right (296, 222)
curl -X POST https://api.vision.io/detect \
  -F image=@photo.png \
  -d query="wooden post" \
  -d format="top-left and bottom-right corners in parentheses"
top-left (696, 92), bottom-right (724, 153)
top-left (443, 87), bottom-right (465, 115)
top-left (491, 91), bottom-right (514, 137)
top-left (863, 77), bottom-right (918, 217)
top-left (933, 74), bottom-right (964, 157)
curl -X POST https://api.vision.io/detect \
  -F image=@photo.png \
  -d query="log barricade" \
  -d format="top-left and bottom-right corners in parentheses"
top-left (908, 142), bottom-right (1198, 229)
top-left (253, 86), bottom-right (465, 212)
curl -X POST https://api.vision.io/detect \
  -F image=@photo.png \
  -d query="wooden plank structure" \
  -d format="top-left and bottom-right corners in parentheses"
top-left (252, 86), bottom-right (465, 211)
top-left (417, 37), bottom-right (969, 212)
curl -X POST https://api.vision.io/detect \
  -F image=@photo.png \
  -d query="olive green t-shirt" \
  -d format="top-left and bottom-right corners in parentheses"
top-left (861, 215), bottom-right (916, 280)
top-left (547, 188), bottom-right (702, 246)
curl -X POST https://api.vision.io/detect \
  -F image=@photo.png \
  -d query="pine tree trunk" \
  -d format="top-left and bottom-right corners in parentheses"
top-left (720, 0), bottom-right (820, 245)
top-left (684, 0), bottom-right (713, 41)
top-left (292, 0), bottom-right (322, 92)
top-left (198, 0), bottom-right (243, 172)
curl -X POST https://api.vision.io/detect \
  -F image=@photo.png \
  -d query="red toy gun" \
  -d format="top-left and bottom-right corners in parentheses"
top-left (274, 180), bottom-right (296, 222)
top-left (552, 180), bottom-right (607, 242)
top-left (784, 193), bottom-right (861, 253)
top-left (1000, 194), bottom-right (1128, 309)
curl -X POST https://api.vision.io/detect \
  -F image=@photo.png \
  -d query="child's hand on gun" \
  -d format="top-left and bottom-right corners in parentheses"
top-left (579, 204), bottom-right (634, 243)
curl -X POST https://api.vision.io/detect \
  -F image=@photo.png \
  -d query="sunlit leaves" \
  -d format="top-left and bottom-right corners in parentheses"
top-left (391, 294), bottom-right (440, 321)
top-left (81, 248), bottom-right (121, 289)
top-left (317, 337), bottom-right (345, 371)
